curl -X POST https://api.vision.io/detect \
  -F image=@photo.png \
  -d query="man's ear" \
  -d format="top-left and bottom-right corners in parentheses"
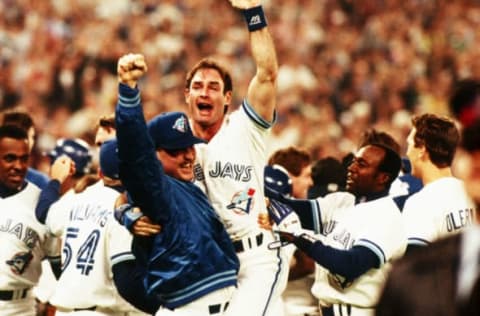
top-left (377, 172), bottom-right (391, 187)
top-left (418, 145), bottom-right (429, 162)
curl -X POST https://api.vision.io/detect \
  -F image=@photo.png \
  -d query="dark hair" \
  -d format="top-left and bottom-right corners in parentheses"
top-left (1, 111), bottom-right (34, 131)
top-left (185, 58), bottom-right (233, 94)
top-left (359, 129), bottom-right (401, 155)
top-left (449, 79), bottom-right (480, 120)
top-left (412, 113), bottom-right (459, 168)
top-left (97, 114), bottom-right (116, 129)
top-left (374, 144), bottom-right (402, 188)
top-left (268, 146), bottom-right (311, 176)
top-left (308, 156), bottom-right (347, 198)
top-left (0, 125), bottom-right (29, 141)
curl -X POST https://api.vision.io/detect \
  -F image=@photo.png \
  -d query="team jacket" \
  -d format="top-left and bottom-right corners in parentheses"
top-left (115, 83), bottom-right (239, 309)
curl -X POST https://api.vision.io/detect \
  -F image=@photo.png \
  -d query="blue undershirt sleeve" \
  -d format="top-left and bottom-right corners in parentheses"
top-left (304, 242), bottom-right (380, 281)
top-left (35, 180), bottom-right (61, 224)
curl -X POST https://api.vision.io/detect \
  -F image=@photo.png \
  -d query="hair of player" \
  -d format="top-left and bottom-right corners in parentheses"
top-left (268, 146), bottom-right (312, 177)
top-left (411, 113), bottom-right (459, 168)
top-left (374, 144), bottom-right (402, 188)
top-left (358, 129), bottom-right (402, 188)
top-left (0, 124), bottom-right (28, 141)
top-left (185, 57), bottom-right (233, 94)
top-left (1, 110), bottom-right (34, 131)
top-left (358, 128), bottom-right (401, 155)
top-left (97, 113), bottom-right (116, 130)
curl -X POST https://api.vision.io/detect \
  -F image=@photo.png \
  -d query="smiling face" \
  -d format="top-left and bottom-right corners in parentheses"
top-left (156, 146), bottom-right (196, 182)
top-left (346, 145), bottom-right (386, 196)
top-left (184, 68), bottom-right (232, 130)
top-left (0, 137), bottom-right (30, 190)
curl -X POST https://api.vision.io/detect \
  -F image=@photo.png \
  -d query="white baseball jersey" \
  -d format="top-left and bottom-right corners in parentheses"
top-left (194, 103), bottom-right (270, 239)
top-left (0, 182), bottom-right (59, 316)
top-left (403, 177), bottom-right (476, 246)
top-left (194, 102), bottom-right (287, 316)
top-left (310, 192), bottom-right (407, 309)
top-left (44, 181), bottom-right (143, 314)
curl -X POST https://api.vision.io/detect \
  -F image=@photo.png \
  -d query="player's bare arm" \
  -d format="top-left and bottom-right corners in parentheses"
top-left (230, 0), bottom-right (278, 122)
top-left (117, 53), bottom-right (148, 88)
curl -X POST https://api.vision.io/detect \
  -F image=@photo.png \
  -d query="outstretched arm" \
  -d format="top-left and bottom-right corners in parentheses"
top-left (230, 0), bottom-right (278, 122)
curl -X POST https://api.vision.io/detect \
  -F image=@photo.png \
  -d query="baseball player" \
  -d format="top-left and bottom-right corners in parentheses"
top-left (34, 140), bottom-right (152, 315)
top-left (184, 1), bottom-right (285, 315)
top-left (403, 113), bottom-right (477, 251)
top-left (114, 53), bottom-right (239, 315)
top-left (267, 130), bottom-right (407, 316)
top-left (1, 110), bottom-right (50, 189)
top-left (0, 125), bottom-right (60, 316)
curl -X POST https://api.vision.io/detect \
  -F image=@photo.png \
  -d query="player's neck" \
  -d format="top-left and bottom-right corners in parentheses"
top-left (421, 165), bottom-right (453, 185)
top-left (192, 119), bottom-right (223, 143)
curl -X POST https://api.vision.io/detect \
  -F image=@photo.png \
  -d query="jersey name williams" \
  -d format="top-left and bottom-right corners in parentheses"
top-left (208, 161), bottom-right (253, 182)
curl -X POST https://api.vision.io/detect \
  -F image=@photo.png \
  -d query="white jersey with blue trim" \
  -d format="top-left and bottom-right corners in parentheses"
top-left (311, 192), bottom-right (407, 308)
top-left (194, 101), bottom-right (272, 240)
top-left (403, 177), bottom-right (476, 246)
top-left (0, 183), bottom-right (59, 289)
top-left (45, 181), bottom-right (140, 312)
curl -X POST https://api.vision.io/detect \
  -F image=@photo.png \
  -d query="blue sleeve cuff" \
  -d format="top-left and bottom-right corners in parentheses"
top-left (118, 83), bottom-right (141, 108)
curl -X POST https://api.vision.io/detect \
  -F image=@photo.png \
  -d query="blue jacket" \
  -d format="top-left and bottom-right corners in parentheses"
top-left (115, 83), bottom-right (239, 309)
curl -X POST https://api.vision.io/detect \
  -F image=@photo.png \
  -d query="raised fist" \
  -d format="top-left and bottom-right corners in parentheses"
top-left (117, 53), bottom-right (148, 88)
top-left (228, 0), bottom-right (261, 10)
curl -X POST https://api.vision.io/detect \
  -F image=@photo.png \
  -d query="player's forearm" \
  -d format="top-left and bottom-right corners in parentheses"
top-left (35, 179), bottom-right (61, 224)
top-left (116, 83), bottom-right (170, 223)
top-left (294, 236), bottom-right (380, 281)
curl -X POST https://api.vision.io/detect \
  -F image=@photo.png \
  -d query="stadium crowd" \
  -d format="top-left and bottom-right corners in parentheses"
top-left (2, 0), bottom-right (480, 164)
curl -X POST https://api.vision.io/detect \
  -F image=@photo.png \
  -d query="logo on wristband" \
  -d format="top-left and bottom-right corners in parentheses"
top-left (249, 15), bottom-right (262, 26)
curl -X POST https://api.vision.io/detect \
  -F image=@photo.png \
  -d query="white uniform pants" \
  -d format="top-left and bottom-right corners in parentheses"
top-left (155, 286), bottom-right (235, 316)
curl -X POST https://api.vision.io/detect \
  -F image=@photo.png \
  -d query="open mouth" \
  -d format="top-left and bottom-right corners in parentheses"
top-left (197, 103), bottom-right (213, 111)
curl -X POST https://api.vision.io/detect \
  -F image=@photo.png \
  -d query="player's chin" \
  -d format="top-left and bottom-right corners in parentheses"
top-left (178, 168), bottom-right (195, 182)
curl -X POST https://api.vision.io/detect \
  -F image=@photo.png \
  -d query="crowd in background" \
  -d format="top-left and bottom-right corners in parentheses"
top-left (2, 0), bottom-right (480, 169)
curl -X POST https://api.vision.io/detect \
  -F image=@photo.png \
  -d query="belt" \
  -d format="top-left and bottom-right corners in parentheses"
top-left (209, 302), bottom-right (229, 314)
top-left (56, 306), bottom-right (98, 313)
top-left (0, 288), bottom-right (29, 301)
top-left (321, 304), bottom-right (374, 316)
top-left (74, 306), bottom-right (97, 311)
top-left (232, 233), bottom-right (263, 253)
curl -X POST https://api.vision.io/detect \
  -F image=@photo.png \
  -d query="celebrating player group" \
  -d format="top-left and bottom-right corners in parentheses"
top-left (0, 0), bottom-right (478, 316)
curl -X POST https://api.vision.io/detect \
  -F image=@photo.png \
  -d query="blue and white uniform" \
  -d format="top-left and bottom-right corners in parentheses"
top-left (0, 182), bottom-right (59, 316)
top-left (310, 192), bottom-right (406, 315)
top-left (403, 177), bottom-right (476, 247)
top-left (194, 101), bottom-right (287, 316)
top-left (39, 181), bottom-right (146, 315)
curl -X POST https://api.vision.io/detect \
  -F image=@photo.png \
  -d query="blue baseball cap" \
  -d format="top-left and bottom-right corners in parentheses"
top-left (264, 164), bottom-right (292, 196)
top-left (48, 138), bottom-right (92, 176)
top-left (147, 112), bottom-right (205, 150)
top-left (99, 139), bottom-right (120, 180)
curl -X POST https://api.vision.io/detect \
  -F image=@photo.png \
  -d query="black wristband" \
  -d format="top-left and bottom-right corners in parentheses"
top-left (242, 6), bottom-right (268, 32)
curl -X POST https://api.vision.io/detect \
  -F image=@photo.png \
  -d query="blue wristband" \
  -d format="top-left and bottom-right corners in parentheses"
top-left (242, 6), bottom-right (267, 32)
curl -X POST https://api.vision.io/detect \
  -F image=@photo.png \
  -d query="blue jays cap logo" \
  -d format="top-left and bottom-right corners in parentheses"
top-left (172, 116), bottom-right (188, 133)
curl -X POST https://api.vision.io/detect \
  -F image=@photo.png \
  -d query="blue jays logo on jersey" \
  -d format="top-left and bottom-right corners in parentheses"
top-left (227, 188), bottom-right (256, 215)
top-left (6, 251), bottom-right (33, 275)
top-left (172, 116), bottom-right (188, 133)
